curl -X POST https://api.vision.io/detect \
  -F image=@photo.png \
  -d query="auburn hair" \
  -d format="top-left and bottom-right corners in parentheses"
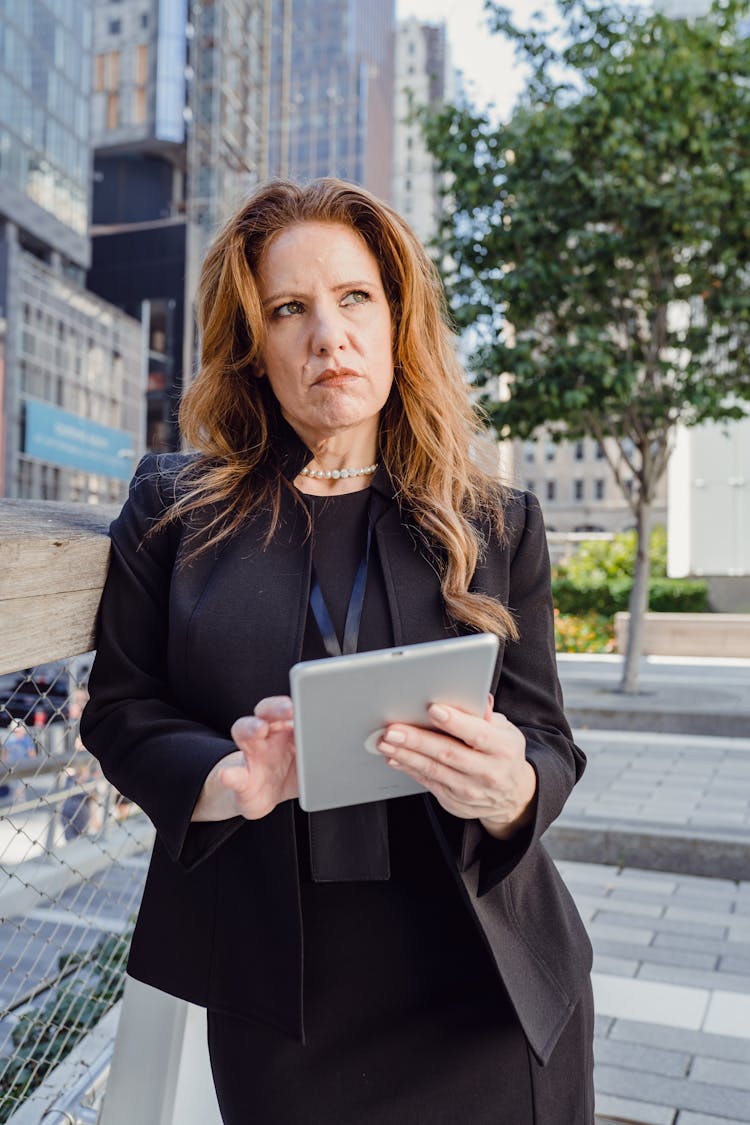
top-left (163, 177), bottom-right (518, 641)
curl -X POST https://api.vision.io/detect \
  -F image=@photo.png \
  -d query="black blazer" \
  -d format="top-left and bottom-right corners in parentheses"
top-left (80, 429), bottom-right (592, 1068)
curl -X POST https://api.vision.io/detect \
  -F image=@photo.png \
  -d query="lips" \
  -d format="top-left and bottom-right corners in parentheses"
top-left (312, 367), bottom-right (360, 386)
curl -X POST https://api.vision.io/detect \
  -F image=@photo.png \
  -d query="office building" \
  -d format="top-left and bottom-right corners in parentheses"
top-left (0, 0), bottom-right (143, 501)
top-left (88, 0), bottom-right (265, 450)
top-left (392, 18), bottom-right (452, 244)
top-left (267, 0), bottom-right (395, 199)
top-left (507, 432), bottom-right (667, 534)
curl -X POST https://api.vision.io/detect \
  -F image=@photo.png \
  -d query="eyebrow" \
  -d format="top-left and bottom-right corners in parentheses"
top-left (260, 279), bottom-right (379, 308)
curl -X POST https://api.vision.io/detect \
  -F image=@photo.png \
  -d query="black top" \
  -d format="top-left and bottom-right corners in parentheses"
top-left (296, 488), bottom-right (506, 1017)
top-left (206, 489), bottom-right (534, 1124)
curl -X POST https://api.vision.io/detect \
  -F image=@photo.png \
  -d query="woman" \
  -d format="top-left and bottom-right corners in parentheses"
top-left (81, 178), bottom-right (594, 1124)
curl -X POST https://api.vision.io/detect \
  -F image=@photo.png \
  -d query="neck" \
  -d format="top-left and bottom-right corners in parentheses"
top-left (287, 419), bottom-right (380, 495)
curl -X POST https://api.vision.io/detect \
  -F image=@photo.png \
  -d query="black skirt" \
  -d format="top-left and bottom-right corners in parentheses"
top-left (207, 796), bottom-right (535, 1125)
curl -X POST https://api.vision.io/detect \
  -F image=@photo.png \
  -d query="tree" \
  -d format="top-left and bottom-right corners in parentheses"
top-left (422, 0), bottom-right (750, 691)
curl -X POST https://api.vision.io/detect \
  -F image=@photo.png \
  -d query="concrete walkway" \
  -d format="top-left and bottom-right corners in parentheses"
top-left (570, 859), bottom-right (750, 1125)
top-left (553, 654), bottom-right (750, 1124)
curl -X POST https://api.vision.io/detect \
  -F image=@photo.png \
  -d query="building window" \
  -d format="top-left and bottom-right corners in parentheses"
top-left (546, 480), bottom-right (556, 502)
top-left (574, 440), bottom-right (585, 461)
top-left (141, 12), bottom-right (149, 28)
top-left (523, 439), bottom-right (536, 464)
top-left (595, 441), bottom-right (606, 460)
top-left (624, 478), bottom-right (634, 497)
top-left (573, 479), bottom-right (584, 501)
top-left (526, 480), bottom-right (535, 493)
top-left (594, 479), bottom-right (605, 500)
top-left (107, 92), bottom-right (120, 129)
top-left (134, 87), bottom-right (147, 124)
top-left (94, 53), bottom-right (106, 92)
top-left (136, 44), bottom-right (148, 85)
top-left (109, 19), bottom-right (121, 34)
top-left (545, 439), bottom-right (556, 462)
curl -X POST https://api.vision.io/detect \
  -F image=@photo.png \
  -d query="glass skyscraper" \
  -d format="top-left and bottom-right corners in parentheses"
top-left (0, 0), bottom-right (144, 501)
top-left (267, 0), bottom-right (395, 200)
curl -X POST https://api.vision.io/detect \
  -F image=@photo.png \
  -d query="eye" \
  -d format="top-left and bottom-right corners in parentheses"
top-left (272, 300), bottom-right (305, 318)
top-left (341, 289), bottom-right (371, 307)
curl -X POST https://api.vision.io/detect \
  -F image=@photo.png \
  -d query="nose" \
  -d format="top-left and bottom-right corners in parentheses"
top-left (310, 304), bottom-right (347, 356)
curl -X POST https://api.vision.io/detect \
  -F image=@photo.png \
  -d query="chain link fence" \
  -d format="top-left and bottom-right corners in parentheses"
top-left (0, 657), bottom-right (153, 1123)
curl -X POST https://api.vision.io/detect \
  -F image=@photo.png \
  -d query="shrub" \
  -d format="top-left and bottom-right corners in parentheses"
top-left (552, 526), bottom-right (709, 617)
top-left (554, 610), bottom-right (616, 654)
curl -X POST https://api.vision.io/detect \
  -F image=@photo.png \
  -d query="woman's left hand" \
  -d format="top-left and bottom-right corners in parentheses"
top-left (377, 698), bottom-right (537, 840)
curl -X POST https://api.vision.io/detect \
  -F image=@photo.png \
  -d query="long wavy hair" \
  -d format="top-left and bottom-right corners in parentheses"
top-left (164, 177), bottom-right (518, 640)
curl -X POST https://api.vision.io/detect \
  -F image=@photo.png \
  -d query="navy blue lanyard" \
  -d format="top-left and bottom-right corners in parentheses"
top-left (309, 494), bottom-right (377, 657)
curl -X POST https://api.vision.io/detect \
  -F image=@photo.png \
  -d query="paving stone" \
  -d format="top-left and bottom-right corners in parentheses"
top-left (592, 973), bottom-right (708, 1030)
top-left (719, 955), bottom-right (750, 975)
top-left (593, 954), bottom-right (640, 977)
top-left (665, 893), bottom-right (738, 914)
top-left (596, 911), bottom-right (727, 940)
top-left (555, 860), bottom-right (622, 880)
top-left (637, 963), bottom-right (750, 996)
top-left (676, 1112), bottom-right (750, 1125)
top-left (594, 1063), bottom-right (750, 1117)
top-left (594, 1036), bottom-right (691, 1077)
top-left (589, 921), bottom-right (656, 946)
top-left (594, 1091), bottom-right (676, 1125)
top-left (609, 1019), bottom-right (750, 1063)
top-left (703, 991), bottom-right (750, 1038)
top-left (652, 933), bottom-right (736, 958)
top-left (592, 937), bottom-right (717, 972)
top-left (675, 885), bottom-right (742, 902)
top-left (616, 873), bottom-right (680, 893)
top-left (688, 1056), bottom-right (750, 1092)
top-left (664, 905), bottom-right (746, 929)
top-left (597, 896), bottom-right (666, 918)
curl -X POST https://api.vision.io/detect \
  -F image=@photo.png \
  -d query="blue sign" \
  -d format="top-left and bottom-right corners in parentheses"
top-left (24, 400), bottom-right (136, 482)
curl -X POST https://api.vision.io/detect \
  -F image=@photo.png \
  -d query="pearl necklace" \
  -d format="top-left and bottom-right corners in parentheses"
top-left (300, 462), bottom-right (378, 481)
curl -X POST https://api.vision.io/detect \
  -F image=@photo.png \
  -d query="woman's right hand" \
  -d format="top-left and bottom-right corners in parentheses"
top-left (191, 696), bottom-right (298, 822)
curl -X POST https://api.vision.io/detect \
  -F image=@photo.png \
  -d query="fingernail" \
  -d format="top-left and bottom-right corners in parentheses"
top-left (383, 729), bottom-right (406, 745)
top-left (428, 704), bottom-right (449, 722)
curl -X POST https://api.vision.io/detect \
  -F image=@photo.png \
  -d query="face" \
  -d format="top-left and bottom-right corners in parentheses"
top-left (256, 221), bottom-right (395, 453)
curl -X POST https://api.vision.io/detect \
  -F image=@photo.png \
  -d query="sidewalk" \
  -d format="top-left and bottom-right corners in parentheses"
top-left (559, 653), bottom-right (750, 738)
top-left (571, 859), bottom-right (750, 1125)
top-left (554, 654), bottom-right (750, 1124)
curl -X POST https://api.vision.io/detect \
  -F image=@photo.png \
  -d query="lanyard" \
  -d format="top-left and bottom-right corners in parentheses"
top-left (309, 493), bottom-right (377, 657)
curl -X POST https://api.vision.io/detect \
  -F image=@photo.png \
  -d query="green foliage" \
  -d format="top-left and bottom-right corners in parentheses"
top-left (557, 526), bottom-right (667, 584)
top-left (0, 928), bottom-right (132, 1122)
top-left (423, 0), bottom-right (750, 506)
top-left (552, 528), bottom-right (708, 616)
top-left (554, 610), bottom-right (616, 653)
top-left (552, 574), bottom-right (708, 616)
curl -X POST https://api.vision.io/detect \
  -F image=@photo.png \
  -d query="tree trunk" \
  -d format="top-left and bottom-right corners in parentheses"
top-left (619, 497), bottom-right (652, 694)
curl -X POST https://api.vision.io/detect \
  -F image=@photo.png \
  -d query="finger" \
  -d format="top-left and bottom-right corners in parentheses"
top-left (219, 763), bottom-right (252, 793)
top-left (254, 696), bottom-right (293, 721)
top-left (426, 703), bottom-right (502, 754)
top-left (231, 715), bottom-right (269, 745)
top-left (484, 694), bottom-right (494, 722)
top-left (386, 751), bottom-right (487, 806)
top-left (379, 725), bottom-right (483, 777)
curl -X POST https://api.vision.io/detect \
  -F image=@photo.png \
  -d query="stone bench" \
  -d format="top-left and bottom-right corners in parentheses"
top-left (615, 611), bottom-right (750, 658)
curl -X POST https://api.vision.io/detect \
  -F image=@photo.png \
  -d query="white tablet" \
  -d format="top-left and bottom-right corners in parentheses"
top-left (290, 632), bottom-right (500, 812)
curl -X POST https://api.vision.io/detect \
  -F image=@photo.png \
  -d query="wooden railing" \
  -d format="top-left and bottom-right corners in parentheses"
top-left (0, 499), bottom-right (118, 675)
